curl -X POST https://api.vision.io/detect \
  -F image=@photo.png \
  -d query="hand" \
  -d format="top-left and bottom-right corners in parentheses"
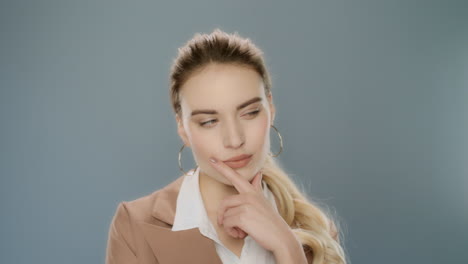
top-left (209, 157), bottom-right (295, 254)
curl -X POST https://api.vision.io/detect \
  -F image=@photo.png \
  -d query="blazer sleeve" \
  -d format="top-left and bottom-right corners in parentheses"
top-left (106, 202), bottom-right (138, 264)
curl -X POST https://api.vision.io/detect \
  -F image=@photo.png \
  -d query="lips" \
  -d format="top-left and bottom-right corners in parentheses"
top-left (223, 155), bottom-right (252, 169)
top-left (224, 154), bottom-right (252, 162)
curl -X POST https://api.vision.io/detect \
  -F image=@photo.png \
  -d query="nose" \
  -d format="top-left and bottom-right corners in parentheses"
top-left (222, 118), bottom-right (245, 149)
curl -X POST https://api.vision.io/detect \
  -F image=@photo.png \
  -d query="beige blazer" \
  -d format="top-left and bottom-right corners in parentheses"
top-left (105, 175), bottom-right (314, 264)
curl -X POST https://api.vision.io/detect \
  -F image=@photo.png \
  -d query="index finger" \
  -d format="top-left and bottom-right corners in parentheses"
top-left (209, 157), bottom-right (257, 193)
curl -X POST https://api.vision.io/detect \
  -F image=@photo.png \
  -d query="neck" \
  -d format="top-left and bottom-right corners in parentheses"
top-left (198, 170), bottom-right (239, 215)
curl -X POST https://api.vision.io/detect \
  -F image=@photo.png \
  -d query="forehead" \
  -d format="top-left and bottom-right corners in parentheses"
top-left (179, 64), bottom-right (264, 112)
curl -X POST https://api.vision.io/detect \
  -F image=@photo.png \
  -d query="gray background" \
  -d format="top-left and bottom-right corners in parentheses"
top-left (1, 0), bottom-right (467, 263)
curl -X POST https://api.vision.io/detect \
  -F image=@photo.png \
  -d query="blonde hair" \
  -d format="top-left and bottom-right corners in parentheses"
top-left (169, 28), bottom-right (348, 264)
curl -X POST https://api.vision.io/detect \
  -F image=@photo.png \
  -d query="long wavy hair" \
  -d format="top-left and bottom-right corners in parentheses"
top-left (169, 28), bottom-right (348, 264)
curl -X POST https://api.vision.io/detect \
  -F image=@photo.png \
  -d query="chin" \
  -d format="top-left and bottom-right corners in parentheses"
top-left (236, 168), bottom-right (256, 180)
top-left (215, 164), bottom-right (259, 185)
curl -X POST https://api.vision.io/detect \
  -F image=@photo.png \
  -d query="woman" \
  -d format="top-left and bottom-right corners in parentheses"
top-left (105, 29), bottom-right (347, 264)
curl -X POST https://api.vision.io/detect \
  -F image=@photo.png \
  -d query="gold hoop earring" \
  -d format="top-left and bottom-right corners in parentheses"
top-left (178, 144), bottom-right (188, 175)
top-left (178, 144), bottom-right (198, 175)
top-left (269, 124), bottom-right (283, 157)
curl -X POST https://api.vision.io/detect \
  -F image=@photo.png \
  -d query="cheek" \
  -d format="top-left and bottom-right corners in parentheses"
top-left (189, 130), bottom-right (213, 159)
top-left (187, 126), bottom-right (223, 167)
top-left (249, 115), bottom-right (270, 149)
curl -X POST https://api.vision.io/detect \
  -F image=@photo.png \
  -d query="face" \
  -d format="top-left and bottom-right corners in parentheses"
top-left (175, 63), bottom-right (276, 185)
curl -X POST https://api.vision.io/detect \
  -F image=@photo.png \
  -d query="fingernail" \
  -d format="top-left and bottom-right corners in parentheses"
top-left (210, 157), bottom-right (217, 163)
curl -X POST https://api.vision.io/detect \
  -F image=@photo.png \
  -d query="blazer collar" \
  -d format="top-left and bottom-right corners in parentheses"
top-left (141, 171), bottom-right (223, 264)
top-left (151, 175), bottom-right (182, 225)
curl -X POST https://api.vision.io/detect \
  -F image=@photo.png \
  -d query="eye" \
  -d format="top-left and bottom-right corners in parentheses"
top-left (246, 109), bottom-right (260, 117)
top-left (198, 109), bottom-right (261, 128)
top-left (199, 119), bottom-right (217, 127)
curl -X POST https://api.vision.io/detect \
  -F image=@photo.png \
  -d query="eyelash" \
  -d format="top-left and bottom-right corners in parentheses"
top-left (199, 109), bottom-right (261, 127)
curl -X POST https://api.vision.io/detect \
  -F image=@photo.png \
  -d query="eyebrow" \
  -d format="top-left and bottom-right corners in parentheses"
top-left (191, 96), bottom-right (262, 116)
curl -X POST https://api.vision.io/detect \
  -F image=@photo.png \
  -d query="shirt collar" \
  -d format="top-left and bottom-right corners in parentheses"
top-left (171, 166), bottom-right (205, 231)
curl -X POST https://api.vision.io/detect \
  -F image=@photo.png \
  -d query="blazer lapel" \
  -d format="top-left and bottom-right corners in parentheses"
top-left (139, 175), bottom-right (223, 264)
top-left (140, 223), bottom-right (223, 263)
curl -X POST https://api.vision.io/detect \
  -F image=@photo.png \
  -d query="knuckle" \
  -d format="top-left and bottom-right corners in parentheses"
top-left (246, 194), bottom-right (256, 204)
top-left (242, 194), bottom-right (251, 203)
top-left (238, 214), bottom-right (247, 224)
top-left (241, 205), bottom-right (249, 214)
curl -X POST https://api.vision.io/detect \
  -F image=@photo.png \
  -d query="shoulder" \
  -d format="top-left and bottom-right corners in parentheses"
top-left (106, 175), bottom-right (187, 263)
top-left (111, 175), bottom-right (185, 226)
top-left (118, 190), bottom-right (158, 222)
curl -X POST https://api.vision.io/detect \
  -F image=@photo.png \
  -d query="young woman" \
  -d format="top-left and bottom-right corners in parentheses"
top-left (106, 29), bottom-right (347, 264)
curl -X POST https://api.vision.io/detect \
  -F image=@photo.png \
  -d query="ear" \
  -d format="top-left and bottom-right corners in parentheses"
top-left (176, 114), bottom-right (191, 147)
top-left (267, 94), bottom-right (276, 125)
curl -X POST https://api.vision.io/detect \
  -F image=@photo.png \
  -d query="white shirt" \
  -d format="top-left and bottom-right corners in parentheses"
top-left (171, 166), bottom-right (278, 264)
